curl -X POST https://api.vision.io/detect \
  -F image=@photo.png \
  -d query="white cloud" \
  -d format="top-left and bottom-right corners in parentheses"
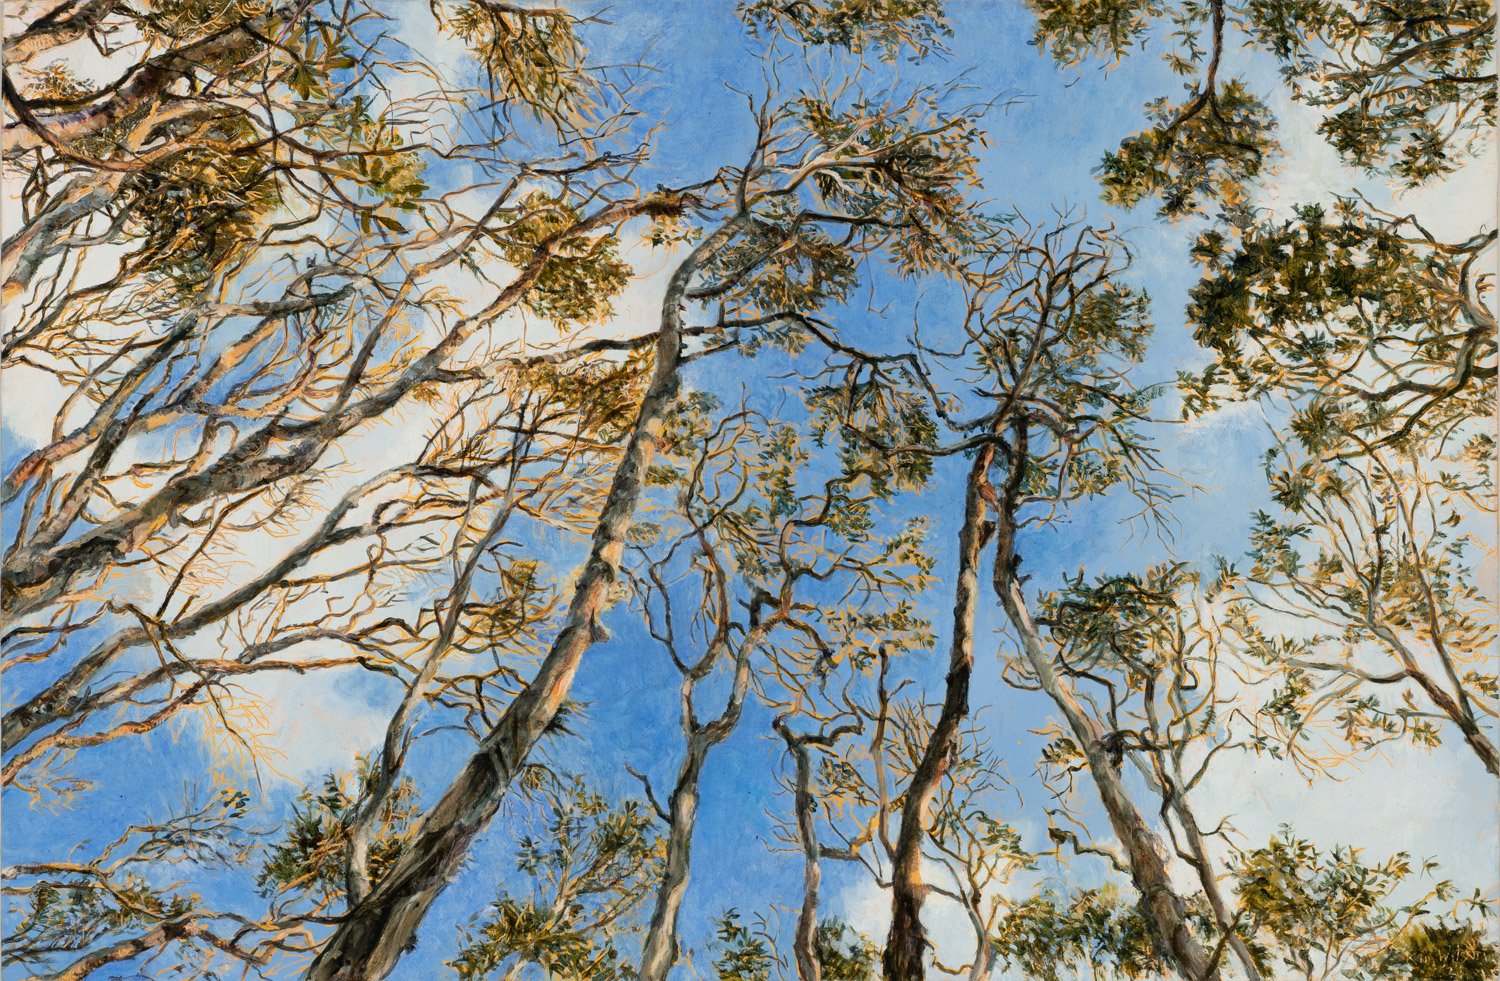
top-left (235, 664), bottom-right (392, 784)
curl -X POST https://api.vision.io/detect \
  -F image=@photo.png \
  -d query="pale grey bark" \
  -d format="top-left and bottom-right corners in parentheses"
top-left (1, 173), bottom-right (123, 304)
top-left (636, 646), bottom-right (751, 981)
top-left (1, 194), bottom-right (675, 621)
top-left (345, 476), bottom-right (526, 905)
top-left (990, 423), bottom-right (1218, 981)
top-left (775, 718), bottom-right (862, 981)
top-left (994, 563), bottom-right (1221, 981)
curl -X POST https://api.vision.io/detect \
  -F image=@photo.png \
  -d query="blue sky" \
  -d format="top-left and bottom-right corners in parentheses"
top-left (3, 2), bottom-right (1495, 979)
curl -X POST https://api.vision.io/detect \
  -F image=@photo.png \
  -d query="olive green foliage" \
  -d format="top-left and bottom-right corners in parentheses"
top-left (710, 911), bottom-right (782, 981)
top-left (437, 2), bottom-right (594, 130)
top-left (1233, 829), bottom-right (1494, 981)
top-left (497, 193), bottom-right (632, 325)
top-left (5, 789), bottom-right (256, 975)
top-left (448, 778), bottom-right (664, 981)
top-left (797, 94), bottom-right (984, 275)
top-left (1043, 562), bottom-right (1194, 672)
top-left (258, 760), bottom-right (421, 902)
top-left (1030, 0), bottom-right (1493, 212)
top-left (816, 920), bottom-right (882, 980)
top-left (1230, 446), bottom-right (1497, 760)
top-left (1100, 80), bottom-right (1276, 216)
top-left (740, 0), bottom-right (952, 59)
top-left (17, 3), bottom-right (430, 287)
top-left (1184, 201), bottom-right (1496, 455)
top-left (1244, 0), bottom-right (1496, 185)
top-left (1374, 922), bottom-right (1500, 981)
top-left (990, 885), bottom-right (1171, 981)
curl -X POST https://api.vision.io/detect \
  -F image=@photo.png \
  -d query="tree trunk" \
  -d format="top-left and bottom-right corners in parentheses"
top-left (882, 448), bottom-right (992, 981)
top-left (1164, 788), bottom-right (1261, 981)
top-left (992, 503), bottom-right (1219, 981)
top-left (995, 572), bottom-right (1219, 981)
top-left (305, 214), bottom-right (745, 981)
top-left (787, 734), bottom-right (825, 981)
top-left (639, 637), bottom-right (755, 981)
top-left (637, 737), bottom-right (710, 981)
top-left (963, 903), bottom-right (995, 981)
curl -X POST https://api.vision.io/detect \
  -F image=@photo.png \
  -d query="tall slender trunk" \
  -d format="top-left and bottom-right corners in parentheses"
top-left (346, 479), bottom-right (523, 904)
top-left (787, 738), bottom-right (824, 981)
top-left (990, 435), bottom-right (1218, 981)
top-left (1137, 679), bottom-right (1261, 981)
top-left (776, 716), bottom-right (865, 981)
top-left (962, 900), bottom-right (996, 981)
top-left (883, 448), bottom-right (993, 981)
top-left (637, 737), bottom-right (711, 981)
top-left (776, 717), bottom-right (860, 981)
top-left (305, 214), bottom-right (746, 981)
top-left (638, 643), bottom-right (754, 981)
top-left (996, 570), bottom-right (1218, 980)
top-left (1164, 787), bottom-right (1261, 981)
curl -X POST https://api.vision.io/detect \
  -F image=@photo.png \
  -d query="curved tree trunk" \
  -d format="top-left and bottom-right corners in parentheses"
top-left (1164, 788), bottom-right (1262, 981)
top-left (305, 214), bottom-right (746, 981)
top-left (636, 738), bottom-right (711, 981)
top-left (787, 738), bottom-right (825, 981)
top-left (995, 566), bottom-right (1218, 981)
top-left (777, 717), bottom-right (862, 981)
top-left (883, 447), bottom-right (993, 981)
top-left (638, 639), bottom-right (755, 981)
top-left (990, 429), bottom-right (1218, 981)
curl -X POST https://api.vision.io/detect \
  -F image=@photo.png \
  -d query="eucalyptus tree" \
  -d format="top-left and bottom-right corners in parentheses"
top-left (990, 883), bottom-right (1174, 980)
top-left (1024, 0), bottom-right (1494, 214)
top-left (1182, 203), bottom-right (1496, 459)
top-left (1016, 0), bottom-right (1499, 793)
top-left (3, 788), bottom-right (268, 981)
top-left (774, 711), bottom-right (867, 981)
top-left (822, 213), bottom-right (1232, 980)
top-left (447, 777), bottom-right (665, 981)
top-left (1180, 201), bottom-right (1498, 776)
top-left (768, 635), bottom-right (1033, 981)
top-left (1229, 442), bottom-right (1499, 775)
top-left (1, 4), bottom-right (980, 980)
top-left (626, 398), bottom-right (934, 981)
top-left (815, 212), bottom-right (1209, 980)
top-left (955, 220), bottom-right (1227, 981)
top-left (1028, 564), bottom-right (1266, 981)
top-left (904, 715), bottom-right (1028, 981)
top-left (1230, 831), bottom-right (1496, 981)
top-left (0, 0), bottom-right (677, 803)
top-left (306, 74), bottom-right (983, 981)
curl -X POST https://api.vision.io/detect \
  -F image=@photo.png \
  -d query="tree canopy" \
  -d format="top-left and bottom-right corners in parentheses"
top-left (1, 2), bottom-right (1493, 981)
